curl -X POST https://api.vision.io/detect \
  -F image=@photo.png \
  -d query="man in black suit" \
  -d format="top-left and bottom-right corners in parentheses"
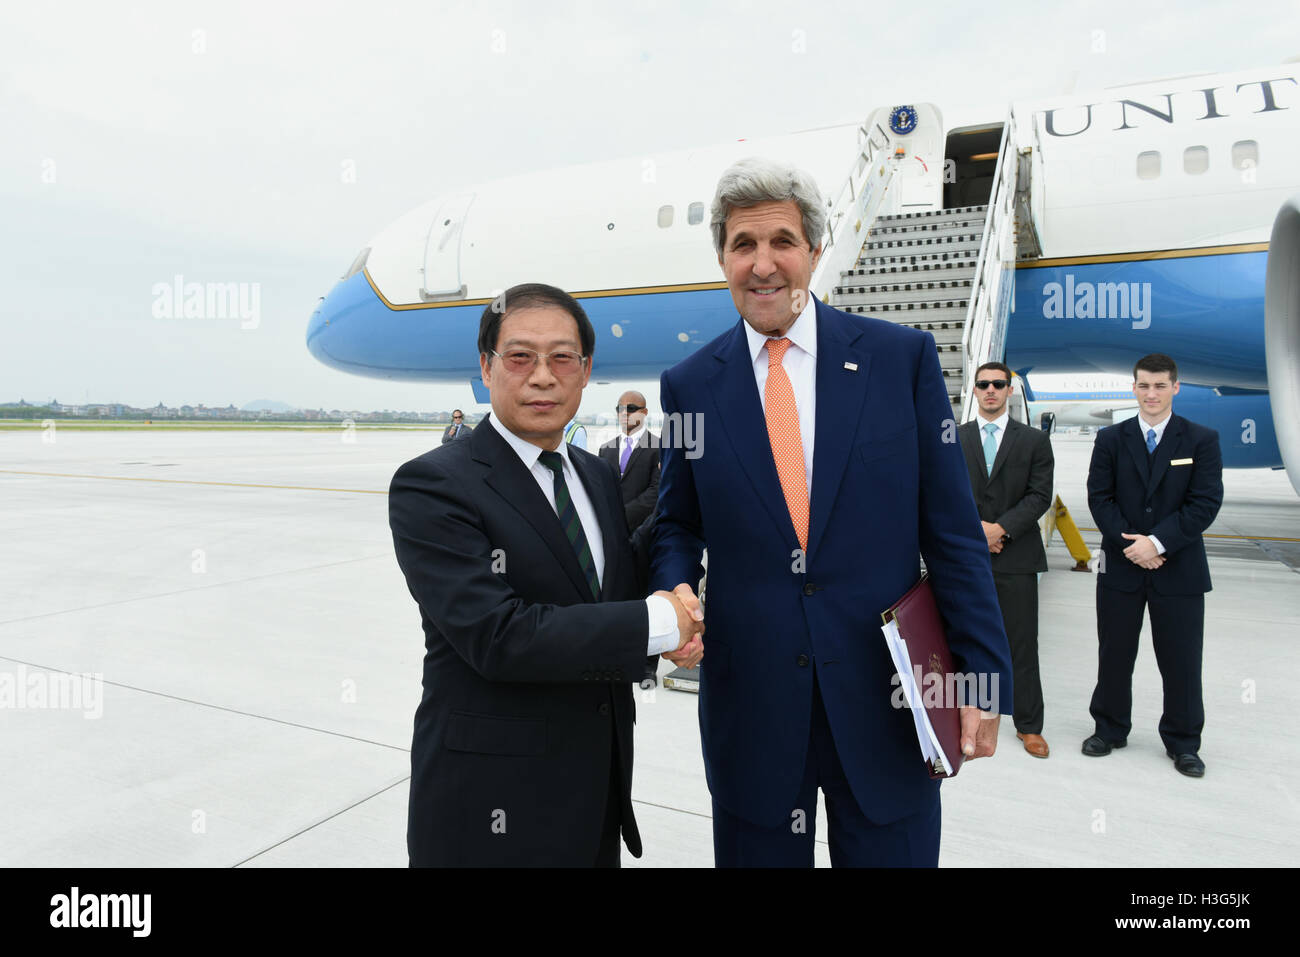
top-left (600, 391), bottom-right (664, 688)
top-left (441, 409), bottom-right (471, 443)
top-left (388, 283), bottom-right (704, 866)
top-left (599, 390), bottom-right (661, 531)
top-left (958, 362), bottom-right (1055, 758)
top-left (1083, 353), bottom-right (1223, 778)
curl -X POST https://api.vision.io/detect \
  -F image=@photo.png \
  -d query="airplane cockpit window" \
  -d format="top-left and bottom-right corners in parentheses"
top-left (1183, 146), bottom-right (1209, 175)
top-left (1232, 140), bottom-right (1259, 171)
top-left (658, 205), bottom-right (674, 228)
top-left (687, 202), bottom-right (704, 225)
top-left (1136, 151), bottom-right (1161, 180)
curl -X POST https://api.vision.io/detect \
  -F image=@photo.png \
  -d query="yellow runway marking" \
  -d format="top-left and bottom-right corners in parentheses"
top-left (1074, 526), bottom-right (1300, 543)
top-left (0, 469), bottom-right (386, 495)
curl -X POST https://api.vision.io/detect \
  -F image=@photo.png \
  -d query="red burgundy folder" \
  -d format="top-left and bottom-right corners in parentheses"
top-left (880, 574), bottom-right (965, 779)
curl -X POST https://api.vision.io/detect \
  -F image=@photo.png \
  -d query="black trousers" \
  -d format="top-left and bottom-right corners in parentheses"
top-left (993, 571), bottom-right (1043, 734)
top-left (1090, 582), bottom-right (1205, 755)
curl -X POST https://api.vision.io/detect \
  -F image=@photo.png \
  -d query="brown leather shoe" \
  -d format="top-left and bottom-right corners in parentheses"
top-left (1017, 732), bottom-right (1049, 758)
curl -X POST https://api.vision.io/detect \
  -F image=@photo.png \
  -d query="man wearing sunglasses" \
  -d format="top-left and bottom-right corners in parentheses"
top-left (598, 392), bottom-right (661, 532)
top-left (389, 283), bottom-right (704, 867)
top-left (441, 409), bottom-right (472, 444)
top-left (958, 362), bottom-right (1055, 759)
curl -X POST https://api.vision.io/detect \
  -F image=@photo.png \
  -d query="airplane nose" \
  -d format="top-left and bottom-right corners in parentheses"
top-left (306, 270), bottom-right (384, 375)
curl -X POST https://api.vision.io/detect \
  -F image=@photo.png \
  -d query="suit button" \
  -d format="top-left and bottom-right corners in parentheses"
top-left (803, 583), bottom-right (817, 596)
top-left (614, 670), bottom-right (625, 681)
top-left (598, 702), bottom-right (611, 716)
top-left (1145, 507), bottom-right (1153, 513)
top-left (797, 654), bottom-right (809, 667)
top-left (581, 671), bottom-right (591, 681)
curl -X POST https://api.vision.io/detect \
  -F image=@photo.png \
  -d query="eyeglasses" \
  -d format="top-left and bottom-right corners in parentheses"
top-left (975, 379), bottom-right (1009, 390)
top-left (616, 404), bottom-right (644, 414)
top-left (491, 349), bottom-right (586, 375)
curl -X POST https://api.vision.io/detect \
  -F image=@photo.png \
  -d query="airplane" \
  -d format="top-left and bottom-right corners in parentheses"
top-left (307, 61), bottom-right (1300, 493)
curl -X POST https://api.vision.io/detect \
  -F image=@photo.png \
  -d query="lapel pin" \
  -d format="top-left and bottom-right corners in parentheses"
top-left (844, 362), bottom-right (858, 372)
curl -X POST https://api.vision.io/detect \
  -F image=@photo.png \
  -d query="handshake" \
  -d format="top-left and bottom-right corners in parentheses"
top-left (652, 583), bottom-right (704, 669)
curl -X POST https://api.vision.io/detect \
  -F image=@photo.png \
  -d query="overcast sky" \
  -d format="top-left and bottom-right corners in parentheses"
top-left (2, 0), bottom-right (1295, 414)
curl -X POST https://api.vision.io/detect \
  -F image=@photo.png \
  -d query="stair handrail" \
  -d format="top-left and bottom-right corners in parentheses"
top-left (809, 123), bottom-right (900, 304)
top-left (958, 110), bottom-right (1020, 422)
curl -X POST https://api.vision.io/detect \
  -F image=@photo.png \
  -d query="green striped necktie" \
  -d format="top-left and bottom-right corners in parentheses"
top-left (538, 451), bottom-right (601, 600)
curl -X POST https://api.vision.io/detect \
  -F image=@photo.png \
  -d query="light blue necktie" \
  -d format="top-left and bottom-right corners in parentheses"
top-left (983, 423), bottom-right (998, 476)
top-left (1146, 428), bottom-right (1157, 455)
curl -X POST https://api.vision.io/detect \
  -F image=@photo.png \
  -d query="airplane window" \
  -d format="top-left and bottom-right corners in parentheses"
top-left (1183, 146), bottom-right (1209, 175)
top-left (1232, 140), bottom-right (1259, 170)
top-left (1136, 151), bottom-right (1161, 180)
top-left (658, 205), bottom-right (674, 228)
top-left (688, 202), bottom-right (705, 225)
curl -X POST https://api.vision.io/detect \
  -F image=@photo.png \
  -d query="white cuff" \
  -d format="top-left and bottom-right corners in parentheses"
top-left (1148, 535), bottom-right (1166, 555)
top-left (645, 595), bottom-right (679, 656)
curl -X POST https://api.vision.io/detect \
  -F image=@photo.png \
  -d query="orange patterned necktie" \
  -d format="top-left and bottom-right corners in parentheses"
top-left (764, 337), bottom-right (809, 551)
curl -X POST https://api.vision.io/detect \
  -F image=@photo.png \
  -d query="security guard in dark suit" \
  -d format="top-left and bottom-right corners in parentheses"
top-left (1084, 353), bottom-right (1223, 778)
top-left (441, 409), bottom-right (472, 443)
top-left (598, 391), bottom-right (661, 531)
top-left (959, 362), bottom-right (1055, 758)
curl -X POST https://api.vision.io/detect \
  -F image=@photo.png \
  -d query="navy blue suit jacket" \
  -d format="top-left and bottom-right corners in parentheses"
top-left (1086, 413), bottom-right (1223, 595)
top-left (650, 299), bottom-right (1013, 828)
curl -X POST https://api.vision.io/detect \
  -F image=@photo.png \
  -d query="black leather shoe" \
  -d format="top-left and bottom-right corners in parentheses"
top-left (1081, 734), bottom-right (1127, 756)
top-left (1168, 752), bottom-right (1205, 777)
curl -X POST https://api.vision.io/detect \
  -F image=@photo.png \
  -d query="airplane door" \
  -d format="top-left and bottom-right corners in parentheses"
top-left (421, 193), bottom-right (475, 300)
top-left (1040, 411), bottom-right (1056, 433)
top-left (865, 103), bottom-right (944, 211)
top-left (1008, 375), bottom-right (1030, 424)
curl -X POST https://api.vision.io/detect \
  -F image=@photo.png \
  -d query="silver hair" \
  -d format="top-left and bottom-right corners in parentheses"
top-left (710, 157), bottom-right (827, 257)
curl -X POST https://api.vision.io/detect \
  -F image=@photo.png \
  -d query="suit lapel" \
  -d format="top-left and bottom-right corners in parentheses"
top-left (1146, 414), bottom-right (1184, 497)
top-left (988, 418), bottom-right (1020, 483)
top-left (808, 302), bottom-right (871, 555)
top-left (474, 418), bottom-right (594, 602)
top-left (623, 442), bottom-right (646, 481)
top-left (1123, 416), bottom-right (1152, 486)
top-left (706, 321), bottom-right (798, 548)
top-left (959, 421), bottom-right (988, 493)
top-left (571, 449), bottom-right (624, 595)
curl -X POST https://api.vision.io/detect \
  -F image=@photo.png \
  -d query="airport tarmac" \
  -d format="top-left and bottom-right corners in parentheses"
top-left (1, 426), bottom-right (1297, 868)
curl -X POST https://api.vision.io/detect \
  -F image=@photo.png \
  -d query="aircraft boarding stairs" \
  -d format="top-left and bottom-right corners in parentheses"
top-left (810, 104), bottom-right (1037, 423)
top-left (833, 206), bottom-right (987, 410)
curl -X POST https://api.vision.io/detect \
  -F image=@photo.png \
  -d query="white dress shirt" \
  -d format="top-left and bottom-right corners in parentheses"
top-left (1138, 411), bottom-right (1172, 447)
top-left (1137, 411), bottom-right (1173, 556)
top-left (483, 415), bottom-right (678, 656)
top-left (744, 296), bottom-right (817, 494)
